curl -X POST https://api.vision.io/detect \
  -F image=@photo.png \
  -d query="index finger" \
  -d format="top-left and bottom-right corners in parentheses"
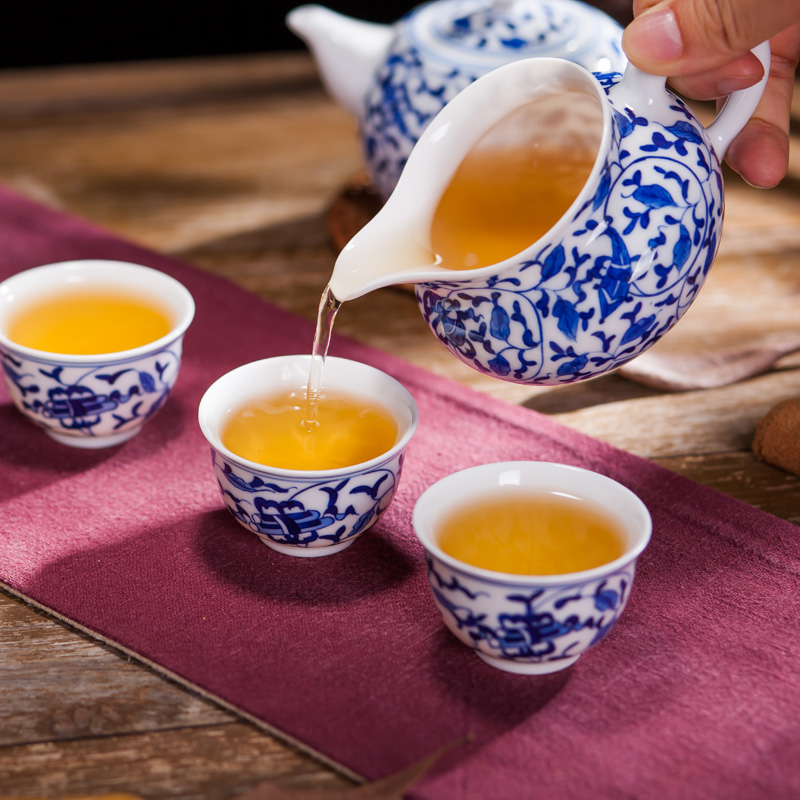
top-left (624, 0), bottom-right (800, 75)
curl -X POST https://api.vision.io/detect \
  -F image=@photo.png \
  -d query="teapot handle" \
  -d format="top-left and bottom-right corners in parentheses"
top-left (615, 41), bottom-right (771, 159)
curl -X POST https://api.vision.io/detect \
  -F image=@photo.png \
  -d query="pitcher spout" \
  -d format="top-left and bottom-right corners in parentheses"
top-left (328, 200), bottom-right (448, 302)
top-left (286, 4), bottom-right (393, 118)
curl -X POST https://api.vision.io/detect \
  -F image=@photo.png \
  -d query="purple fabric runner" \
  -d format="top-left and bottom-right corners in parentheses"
top-left (1, 187), bottom-right (798, 799)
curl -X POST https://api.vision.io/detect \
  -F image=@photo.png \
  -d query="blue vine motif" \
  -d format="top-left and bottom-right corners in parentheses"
top-left (1, 348), bottom-right (181, 439)
top-left (426, 556), bottom-right (634, 667)
top-left (361, 0), bottom-right (625, 198)
top-left (415, 73), bottom-right (724, 385)
top-left (212, 451), bottom-right (404, 549)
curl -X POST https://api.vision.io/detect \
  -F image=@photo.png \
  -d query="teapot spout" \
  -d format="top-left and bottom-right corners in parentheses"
top-left (286, 4), bottom-right (393, 118)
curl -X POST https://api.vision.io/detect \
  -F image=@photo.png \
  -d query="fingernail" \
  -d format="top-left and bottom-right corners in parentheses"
top-left (624, 8), bottom-right (683, 64)
top-left (716, 74), bottom-right (761, 95)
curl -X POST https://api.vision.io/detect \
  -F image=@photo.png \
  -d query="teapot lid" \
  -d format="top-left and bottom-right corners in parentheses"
top-left (404, 0), bottom-right (625, 72)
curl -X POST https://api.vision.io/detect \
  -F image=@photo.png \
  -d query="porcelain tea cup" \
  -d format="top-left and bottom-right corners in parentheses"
top-left (198, 355), bottom-right (419, 557)
top-left (327, 45), bottom-right (770, 385)
top-left (288, 0), bottom-right (627, 198)
top-left (413, 461), bottom-right (652, 674)
top-left (0, 259), bottom-right (195, 448)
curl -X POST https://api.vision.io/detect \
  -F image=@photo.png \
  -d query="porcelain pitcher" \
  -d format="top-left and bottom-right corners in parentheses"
top-left (328, 48), bottom-right (770, 385)
top-left (287, 0), bottom-right (626, 198)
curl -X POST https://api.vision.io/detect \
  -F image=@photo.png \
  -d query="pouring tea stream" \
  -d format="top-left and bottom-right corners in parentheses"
top-left (311, 48), bottom-right (769, 390)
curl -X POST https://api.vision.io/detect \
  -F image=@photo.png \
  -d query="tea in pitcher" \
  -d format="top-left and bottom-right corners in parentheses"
top-left (432, 93), bottom-right (601, 270)
top-left (431, 149), bottom-right (598, 270)
top-left (222, 387), bottom-right (399, 471)
top-left (8, 288), bottom-right (172, 355)
top-left (436, 490), bottom-right (625, 575)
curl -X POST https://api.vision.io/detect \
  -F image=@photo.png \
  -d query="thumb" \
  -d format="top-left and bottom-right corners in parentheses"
top-left (622, 0), bottom-right (797, 75)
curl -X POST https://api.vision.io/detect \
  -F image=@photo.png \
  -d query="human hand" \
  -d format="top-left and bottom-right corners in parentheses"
top-left (622, 0), bottom-right (800, 188)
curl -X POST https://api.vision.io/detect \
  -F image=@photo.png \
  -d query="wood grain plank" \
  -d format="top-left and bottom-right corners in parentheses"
top-left (0, 723), bottom-right (352, 800)
top-left (653, 451), bottom-right (800, 524)
top-left (0, 53), bottom-right (321, 117)
top-left (548, 369), bottom-right (800, 458)
top-left (0, 74), bottom-right (362, 254)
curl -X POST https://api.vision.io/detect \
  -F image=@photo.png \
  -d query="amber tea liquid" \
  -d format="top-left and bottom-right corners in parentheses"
top-left (436, 490), bottom-right (626, 575)
top-left (233, 285), bottom-right (396, 472)
top-left (8, 289), bottom-right (172, 355)
top-left (431, 94), bottom-right (600, 270)
top-left (432, 148), bottom-right (597, 270)
top-left (222, 387), bottom-right (398, 471)
top-left (227, 284), bottom-right (396, 472)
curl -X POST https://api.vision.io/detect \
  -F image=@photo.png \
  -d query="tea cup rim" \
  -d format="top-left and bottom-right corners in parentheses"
top-left (198, 354), bottom-right (420, 479)
top-left (413, 460), bottom-right (652, 586)
top-left (0, 259), bottom-right (196, 363)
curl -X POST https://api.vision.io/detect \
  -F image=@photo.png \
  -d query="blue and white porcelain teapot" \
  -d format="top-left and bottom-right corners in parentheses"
top-left (287, 0), bottom-right (627, 198)
top-left (327, 48), bottom-right (770, 385)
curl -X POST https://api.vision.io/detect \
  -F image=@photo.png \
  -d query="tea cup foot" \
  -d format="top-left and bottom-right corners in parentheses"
top-left (476, 651), bottom-right (579, 675)
top-left (45, 427), bottom-right (140, 449)
top-left (256, 535), bottom-right (356, 558)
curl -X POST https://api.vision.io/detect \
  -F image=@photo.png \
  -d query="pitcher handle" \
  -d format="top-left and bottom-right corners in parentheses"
top-left (615, 41), bottom-right (770, 159)
top-left (706, 41), bottom-right (770, 158)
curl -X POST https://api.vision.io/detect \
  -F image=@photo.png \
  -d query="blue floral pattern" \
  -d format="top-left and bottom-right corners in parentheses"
top-left (426, 554), bottom-right (635, 668)
top-left (415, 72), bottom-right (724, 384)
top-left (210, 450), bottom-right (405, 551)
top-left (1, 345), bottom-right (183, 442)
top-left (362, 0), bottom-right (625, 197)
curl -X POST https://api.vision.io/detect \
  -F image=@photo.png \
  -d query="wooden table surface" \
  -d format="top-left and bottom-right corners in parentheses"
top-left (0, 52), bottom-right (798, 799)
